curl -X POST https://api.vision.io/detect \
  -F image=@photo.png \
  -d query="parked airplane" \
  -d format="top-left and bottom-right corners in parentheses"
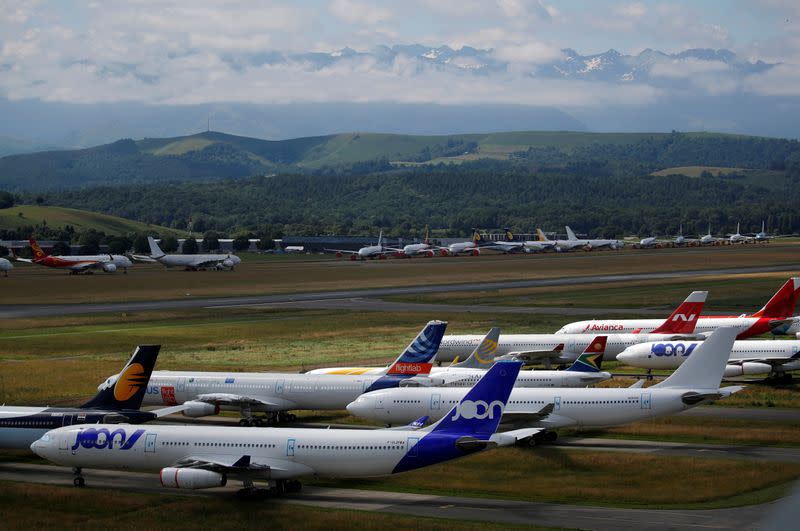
top-left (389, 227), bottom-right (436, 258)
top-left (122, 321), bottom-right (448, 425)
top-left (132, 236), bottom-right (241, 270)
top-left (539, 228), bottom-right (588, 252)
top-left (308, 328), bottom-right (611, 388)
top-left (0, 257), bottom-right (12, 276)
top-left (636, 236), bottom-right (662, 249)
top-left (347, 327), bottom-right (744, 441)
top-left (565, 226), bottom-right (624, 250)
top-left (440, 229), bottom-right (483, 256)
top-left (728, 222), bottom-right (749, 244)
top-left (32, 361), bottom-right (536, 494)
top-left (617, 339), bottom-right (800, 381)
top-left (14, 238), bottom-right (132, 274)
top-left (754, 221), bottom-right (771, 243)
top-left (528, 229), bottom-right (560, 252)
top-left (699, 224), bottom-right (719, 245)
top-left (478, 228), bottom-right (526, 253)
top-left (557, 278), bottom-right (800, 339)
top-left (437, 292), bottom-right (708, 365)
top-left (0, 346), bottom-right (184, 451)
top-left (672, 224), bottom-right (698, 246)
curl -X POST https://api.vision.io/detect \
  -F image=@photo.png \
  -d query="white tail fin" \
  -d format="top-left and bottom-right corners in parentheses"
top-left (147, 236), bottom-right (166, 258)
top-left (565, 226), bottom-right (578, 241)
top-left (654, 327), bottom-right (741, 389)
top-left (736, 222), bottom-right (740, 235)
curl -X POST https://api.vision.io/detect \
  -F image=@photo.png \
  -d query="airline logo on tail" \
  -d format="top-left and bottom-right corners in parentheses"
top-left (29, 238), bottom-right (46, 260)
top-left (387, 321), bottom-right (446, 375)
top-left (473, 336), bottom-right (498, 366)
top-left (113, 362), bottom-right (149, 401)
top-left (567, 336), bottom-right (606, 372)
top-left (651, 291), bottom-right (707, 334)
top-left (752, 278), bottom-right (800, 319)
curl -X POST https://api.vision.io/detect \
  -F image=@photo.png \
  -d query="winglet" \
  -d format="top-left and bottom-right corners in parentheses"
top-left (651, 291), bottom-right (708, 334)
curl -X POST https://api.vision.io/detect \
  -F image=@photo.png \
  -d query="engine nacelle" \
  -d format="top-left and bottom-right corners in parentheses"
top-left (425, 250), bottom-right (434, 257)
top-left (181, 400), bottom-right (220, 418)
top-left (724, 362), bottom-right (773, 377)
top-left (399, 376), bottom-right (446, 387)
top-left (102, 263), bottom-right (117, 273)
top-left (471, 248), bottom-right (480, 256)
top-left (222, 258), bottom-right (234, 268)
top-left (440, 249), bottom-right (450, 256)
top-left (160, 468), bottom-right (226, 489)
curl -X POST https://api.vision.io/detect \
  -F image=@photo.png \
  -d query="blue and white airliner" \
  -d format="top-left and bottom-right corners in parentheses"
top-left (31, 361), bottom-right (538, 494)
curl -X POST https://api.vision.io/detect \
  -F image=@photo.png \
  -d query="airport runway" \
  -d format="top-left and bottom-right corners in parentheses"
top-left (0, 462), bottom-right (770, 530)
top-left (0, 264), bottom-right (794, 318)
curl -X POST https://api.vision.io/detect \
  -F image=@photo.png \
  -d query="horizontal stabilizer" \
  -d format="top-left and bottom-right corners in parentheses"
top-left (628, 379), bottom-right (646, 388)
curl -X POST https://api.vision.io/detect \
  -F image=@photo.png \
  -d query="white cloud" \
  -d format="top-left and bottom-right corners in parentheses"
top-left (493, 42), bottom-right (563, 64)
top-left (615, 2), bottom-right (646, 19)
top-left (329, 0), bottom-right (393, 25)
top-left (650, 58), bottom-right (731, 78)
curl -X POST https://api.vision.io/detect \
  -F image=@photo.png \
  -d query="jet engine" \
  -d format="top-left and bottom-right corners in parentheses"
top-left (724, 362), bottom-right (772, 377)
top-left (222, 258), bottom-right (234, 268)
top-left (160, 468), bottom-right (226, 489)
top-left (181, 401), bottom-right (220, 418)
top-left (102, 263), bottom-right (117, 273)
top-left (471, 249), bottom-right (480, 256)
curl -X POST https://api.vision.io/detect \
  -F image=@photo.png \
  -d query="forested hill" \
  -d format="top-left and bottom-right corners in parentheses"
top-left (1, 130), bottom-right (799, 191)
top-left (29, 158), bottom-right (800, 238)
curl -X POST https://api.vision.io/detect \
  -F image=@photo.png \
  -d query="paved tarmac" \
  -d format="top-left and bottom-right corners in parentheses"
top-left (1, 264), bottom-right (795, 318)
top-left (0, 462), bottom-right (772, 530)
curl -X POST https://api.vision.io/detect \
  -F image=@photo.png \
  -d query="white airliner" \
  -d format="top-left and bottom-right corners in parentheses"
top-left (557, 278), bottom-right (800, 340)
top-left (617, 339), bottom-right (800, 380)
top-left (478, 229), bottom-right (525, 253)
top-left (388, 227), bottom-right (436, 258)
top-left (565, 226), bottom-right (624, 250)
top-left (699, 224), bottom-right (719, 245)
top-left (325, 230), bottom-right (396, 260)
top-left (308, 328), bottom-right (612, 388)
top-left (728, 222), bottom-right (749, 244)
top-left (440, 230), bottom-right (483, 256)
top-left (0, 257), bottom-right (12, 276)
top-left (132, 236), bottom-right (240, 270)
top-left (32, 361), bottom-right (539, 495)
top-left (15, 238), bottom-right (132, 274)
top-left (437, 292), bottom-right (708, 365)
top-left (117, 321), bottom-right (448, 425)
top-left (347, 327), bottom-right (744, 441)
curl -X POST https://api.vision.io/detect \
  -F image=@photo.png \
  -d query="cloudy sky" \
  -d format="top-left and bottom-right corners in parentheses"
top-left (1, 0), bottom-right (799, 107)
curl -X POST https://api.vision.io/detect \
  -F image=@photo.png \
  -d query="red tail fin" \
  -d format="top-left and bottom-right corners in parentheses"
top-left (651, 291), bottom-right (708, 334)
top-left (752, 278), bottom-right (800, 318)
top-left (28, 238), bottom-right (47, 260)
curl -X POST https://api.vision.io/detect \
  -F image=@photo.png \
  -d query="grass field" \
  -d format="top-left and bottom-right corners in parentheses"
top-left (0, 205), bottom-right (187, 236)
top-left (0, 482), bottom-right (544, 530)
top-left (1, 241), bottom-right (797, 305)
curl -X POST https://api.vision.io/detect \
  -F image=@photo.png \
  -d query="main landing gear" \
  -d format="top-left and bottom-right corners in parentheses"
top-left (522, 431), bottom-right (558, 447)
top-left (236, 479), bottom-right (302, 499)
top-left (72, 467), bottom-right (85, 487)
top-left (238, 412), bottom-right (297, 427)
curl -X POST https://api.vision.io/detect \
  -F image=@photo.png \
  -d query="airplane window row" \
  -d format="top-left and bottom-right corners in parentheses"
top-left (0, 419), bottom-right (55, 427)
top-left (161, 441), bottom-right (277, 448)
top-left (297, 444), bottom-right (403, 451)
top-left (393, 400), bottom-right (422, 404)
top-left (563, 400), bottom-right (636, 404)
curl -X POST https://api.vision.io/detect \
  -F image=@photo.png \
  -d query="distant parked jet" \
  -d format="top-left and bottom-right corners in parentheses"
top-left (325, 230), bottom-right (396, 260)
top-left (15, 239), bottom-right (131, 274)
top-left (0, 257), bottom-right (12, 276)
top-left (132, 236), bottom-right (241, 270)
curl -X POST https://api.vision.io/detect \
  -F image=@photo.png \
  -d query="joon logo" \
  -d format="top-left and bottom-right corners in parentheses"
top-left (451, 399), bottom-right (504, 421)
top-left (650, 343), bottom-right (697, 357)
top-left (71, 428), bottom-right (145, 452)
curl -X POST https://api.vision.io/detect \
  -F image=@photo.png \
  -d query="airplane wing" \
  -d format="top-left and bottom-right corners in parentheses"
top-left (151, 404), bottom-right (193, 417)
top-left (12, 257), bottom-right (33, 263)
top-left (490, 427), bottom-right (545, 446)
top-left (323, 248), bottom-right (358, 255)
top-left (195, 393), bottom-right (282, 408)
top-left (496, 345), bottom-right (565, 364)
top-left (501, 403), bottom-right (555, 423)
top-left (129, 254), bottom-right (158, 263)
top-left (628, 379), bottom-right (646, 388)
top-left (728, 352), bottom-right (800, 367)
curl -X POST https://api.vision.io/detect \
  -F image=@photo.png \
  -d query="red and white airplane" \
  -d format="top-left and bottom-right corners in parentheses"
top-left (14, 238), bottom-right (132, 274)
top-left (556, 277), bottom-right (800, 340)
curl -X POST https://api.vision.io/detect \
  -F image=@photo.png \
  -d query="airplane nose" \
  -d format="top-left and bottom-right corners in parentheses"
top-left (345, 401), bottom-right (359, 414)
top-left (616, 352), bottom-right (633, 364)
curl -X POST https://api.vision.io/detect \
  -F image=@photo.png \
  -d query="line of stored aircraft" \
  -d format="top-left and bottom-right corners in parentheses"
top-left (2, 276), bottom-right (797, 496)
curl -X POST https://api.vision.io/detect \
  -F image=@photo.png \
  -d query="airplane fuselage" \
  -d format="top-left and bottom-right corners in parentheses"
top-left (617, 340), bottom-right (800, 371)
top-left (557, 316), bottom-right (783, 339)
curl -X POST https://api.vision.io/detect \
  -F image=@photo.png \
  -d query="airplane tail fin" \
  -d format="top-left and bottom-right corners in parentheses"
top-left (428, 360), bottom-right (521, 437)
top-left (504, 228), bottom-right (514, 242)
top-left (454, 327), bottom-right (500, 369)
top-left (28, 238), bottom-right (47, 260)
top-left (383, 320), bottom-right (447, 375)
top-left (565, 336), bottom-right (606, 372)
top-left (752, 278), bottom-right (800, 318)
top-left (653, 327), bottom-right (739, 389)
top-left (472, 229), bottom-right (484, 243)
top-left (536, 229), bottom-right (548, 242)
top-left (378, 230), bottom-right (383, 247)
top-left (565, 226), bottom-right (578, 241)
top-left (651, 291), bottom-right (708, 334)
top-left (81, 345), bottom-right (161, 410)
top-left (423, 226), bottom-right (430, 245)
top-left (147, 236), bottom-right (166, 258)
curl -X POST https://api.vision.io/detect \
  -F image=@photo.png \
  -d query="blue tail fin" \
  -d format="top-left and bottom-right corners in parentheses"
top-left (383, 320), bottom-right (447, 375)
top-left (565, 336), bottom-right (606, 372)
top-left (81, 345), bottom-right (160, 410)
top-left (430, 360), bottom-right (522, 437)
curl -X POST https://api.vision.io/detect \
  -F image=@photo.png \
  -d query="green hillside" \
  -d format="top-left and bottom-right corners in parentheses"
top-left (1, 129), bottom-right (798, 191)
top-left (0, 205), bottom-right (186, 236)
